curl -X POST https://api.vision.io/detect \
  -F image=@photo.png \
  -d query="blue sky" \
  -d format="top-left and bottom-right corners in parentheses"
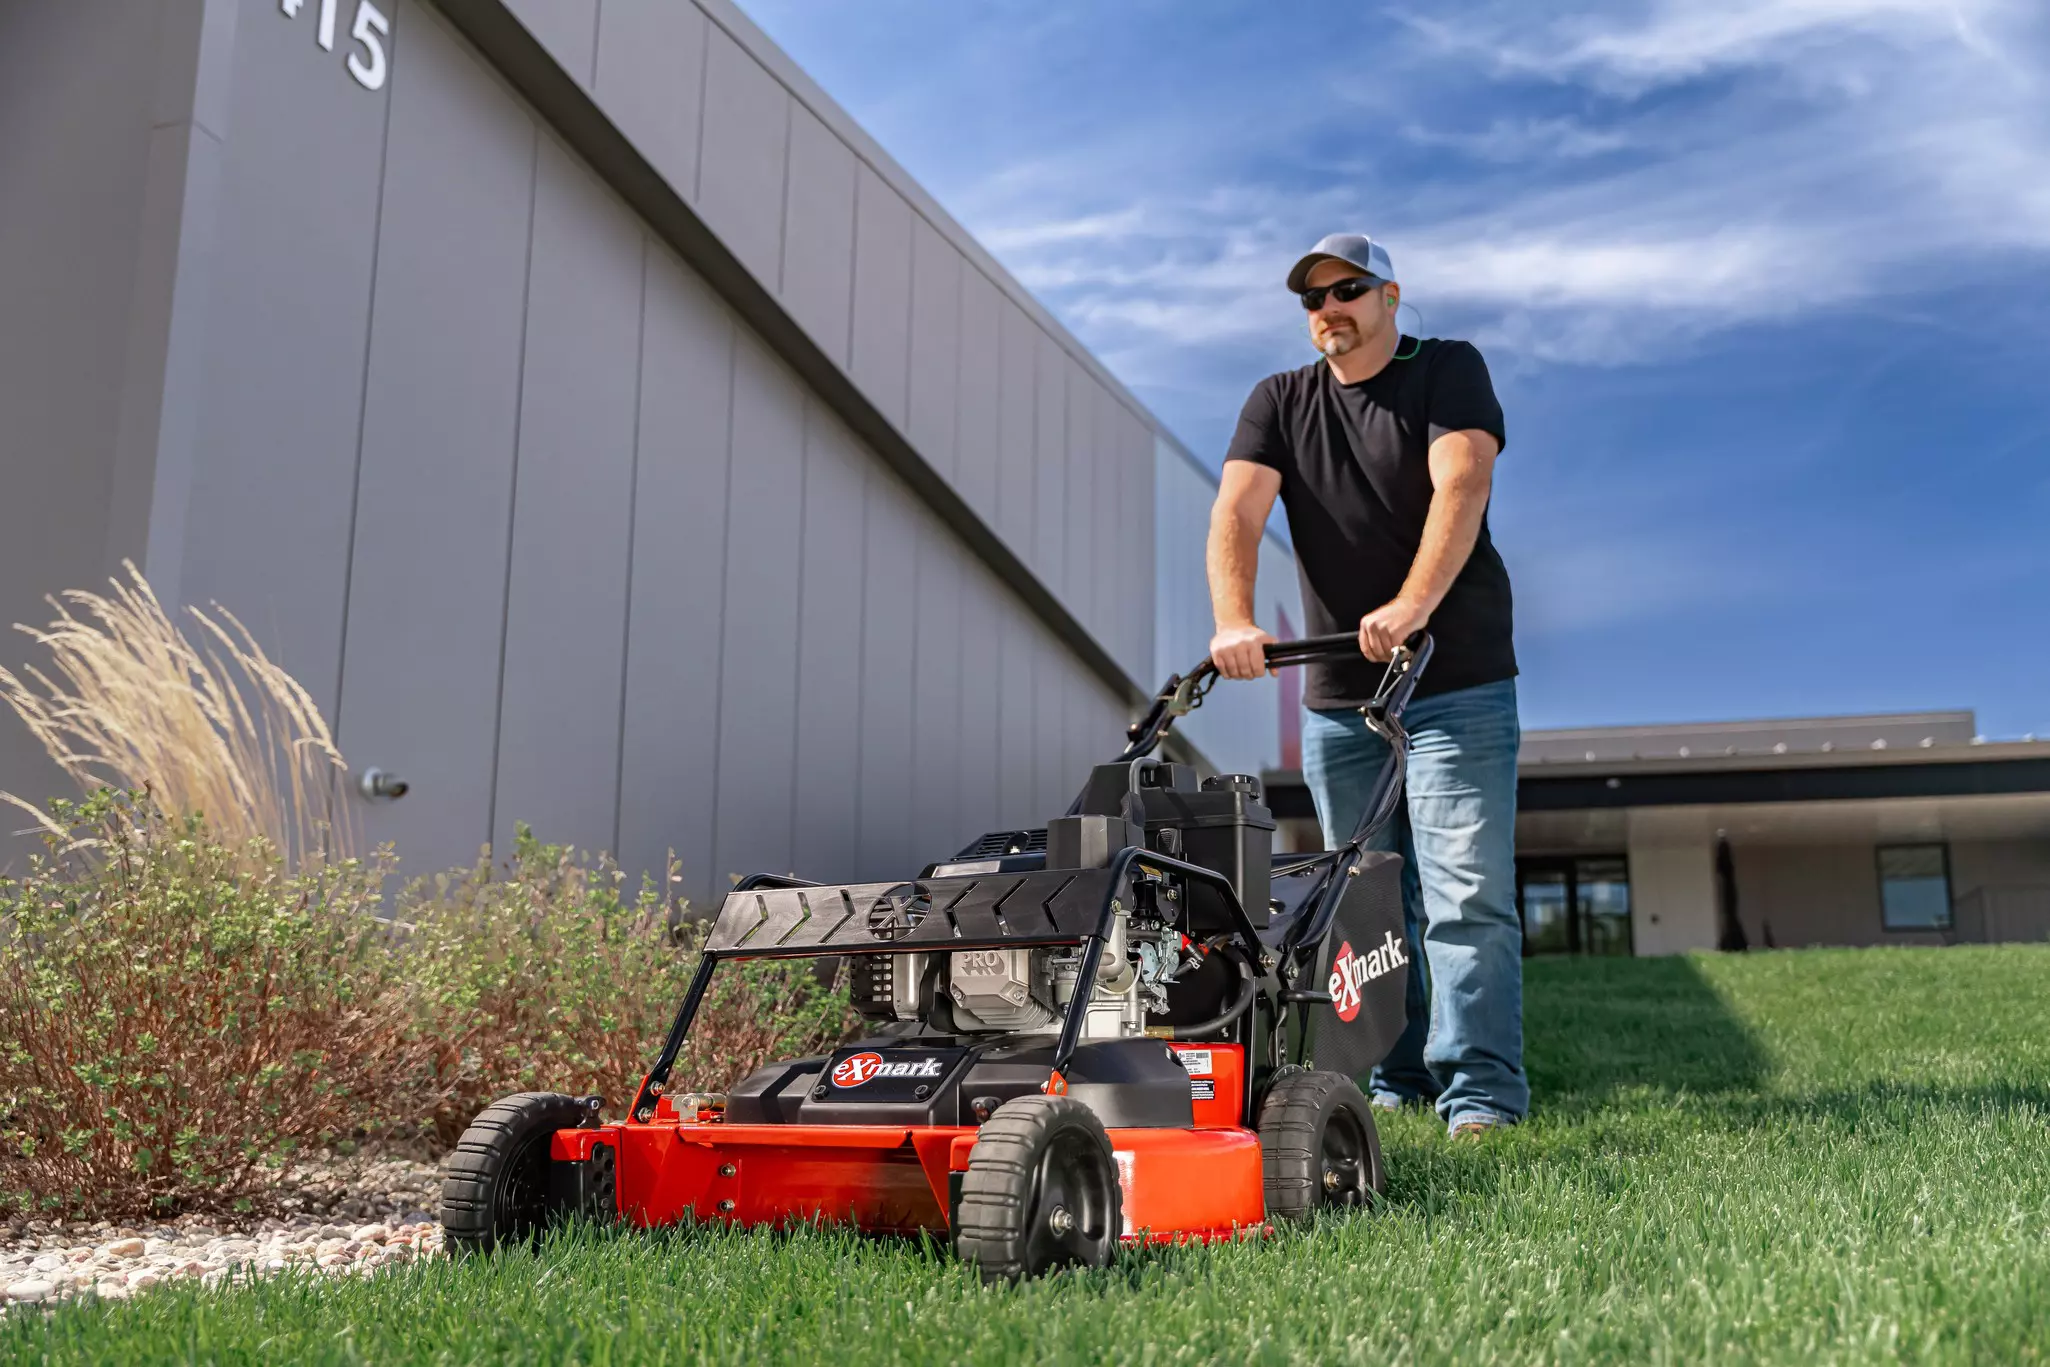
top-left (739, 0), bottom-right (2049, 737)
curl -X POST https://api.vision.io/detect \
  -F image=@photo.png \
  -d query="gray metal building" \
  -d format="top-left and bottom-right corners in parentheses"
top-left (0, 0), bottom-right (1305, 902)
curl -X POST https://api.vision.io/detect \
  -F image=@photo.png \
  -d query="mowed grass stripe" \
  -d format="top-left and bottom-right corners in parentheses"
top-left (11, 946), bottom-right (2050, 1365)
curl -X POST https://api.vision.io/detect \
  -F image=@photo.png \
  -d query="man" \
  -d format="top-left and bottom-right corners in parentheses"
top-left (1206, 233), bottom-right (1524, 1136)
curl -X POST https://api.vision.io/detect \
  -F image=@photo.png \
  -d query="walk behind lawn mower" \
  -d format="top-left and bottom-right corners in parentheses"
top-left (441, 632), bottom-right (1433, 1282)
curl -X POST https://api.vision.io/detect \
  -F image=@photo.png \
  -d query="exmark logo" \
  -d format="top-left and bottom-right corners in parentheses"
top-left (829, 1052), bottom-right (945, 1088)
top-left (1328, 931), bottom-right (1409, 1023)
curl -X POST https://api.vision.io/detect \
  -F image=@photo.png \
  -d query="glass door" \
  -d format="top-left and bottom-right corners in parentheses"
top-left (1518, 864), bottom-right (1575, 955)
top-left (1516, 856), bottom-right (1633, 956)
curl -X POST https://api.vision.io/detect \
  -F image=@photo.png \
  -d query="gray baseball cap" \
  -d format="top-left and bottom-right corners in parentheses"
top-left (1286, 233), bottom-right (1395, 293)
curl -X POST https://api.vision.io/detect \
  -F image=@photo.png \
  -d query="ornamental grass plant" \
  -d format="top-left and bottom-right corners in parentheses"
top-left (0, 563), bottom-right (355, 870)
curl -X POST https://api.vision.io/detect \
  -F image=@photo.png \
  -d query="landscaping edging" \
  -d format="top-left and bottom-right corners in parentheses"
top-left (2, 1153), bottom-right (445, 1307)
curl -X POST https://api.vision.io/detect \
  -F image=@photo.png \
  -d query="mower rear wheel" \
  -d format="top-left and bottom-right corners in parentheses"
top-left (954, 1096), bottom-right (1122, 1284)
top-left (440, 1091), bottom-right (587, 1254)
top-left (1257, 1070), bottom-right (1384, 1222)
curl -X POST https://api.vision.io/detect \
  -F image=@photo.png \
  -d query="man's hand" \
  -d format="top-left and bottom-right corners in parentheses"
top-left (1358, 598), bottom-right (1430, 662)
top-left (1209, 623), bottom-right (1277, 680)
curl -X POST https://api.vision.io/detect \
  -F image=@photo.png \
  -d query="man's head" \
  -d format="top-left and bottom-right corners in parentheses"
top-left (1287, 233), bottom-right (1400, 360)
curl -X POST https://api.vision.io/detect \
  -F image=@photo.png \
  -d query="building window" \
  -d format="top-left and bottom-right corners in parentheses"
top-left (1877, 844), bottom-right (1952, 931)
top-left (1515, 856), bottom-right (1633, 956)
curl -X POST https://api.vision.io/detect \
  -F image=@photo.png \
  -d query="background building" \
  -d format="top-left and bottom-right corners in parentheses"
top-left (1269, 712), bottom-right (2050, 955)
top-left (4, 0), bottom-right (2044, 944)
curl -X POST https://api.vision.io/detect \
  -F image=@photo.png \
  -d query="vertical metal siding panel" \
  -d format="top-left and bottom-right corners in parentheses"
top-left (792, 410), bottom-right (867, 881)
top-left (616, 252), bottom-right (734, 905)
top-left (1063, 362), bottom-right (1096, 637)
top-left (594, 0), bottom-right (706, 202)
top-left (906, 219), bottom-right (960, 480)
top-left (1133, 419), bottom-right (1158, 681)
top-left (0, 1), bottom-right (167, 863)
top-left (502, 0), bottom-right (599, 86)
top-left (779, 103), bottom-right (856, 365)
top-left (1122, 413), bottom-right (1156, 682)
top-left (995, 614), bottom-right (1036, 828)
top-left (696, 29), bottom-right (789, 289)
top-left (336, 12), bottom-right (536, 875)
top-left (492, 137), bottom-right (642, 856)
top-left (910, 517), bottom-right (963, 859)
top-left (1032, 332), bottom-right (1066, 599)
top-left (858, 470), bottom-right (918, 879)
top-left (1033, 626), bottom-right (1066, 816)
top-left (711, 334), bottom-right (806, 883)
top-left (953, 267), bottom-right (1002, 526)
top-left (1069, 673), bottom-right (1098, 796)
top-left (955, 563), bottom-right (1001, 844)
top-left (1094, 390), bottom-right (1126, 674)
top-left (175, 0), bottom-right (389, 722)
top-left (849, 165), bottom-right (912, 432)
top-left (1064, 649), bottom-right (1092, 807)
top-left (994, 299), bottom-right (1037, 561)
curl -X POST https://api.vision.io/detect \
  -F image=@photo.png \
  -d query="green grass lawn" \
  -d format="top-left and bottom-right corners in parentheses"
top-left (12, 946), bottom-right (2050, 1365)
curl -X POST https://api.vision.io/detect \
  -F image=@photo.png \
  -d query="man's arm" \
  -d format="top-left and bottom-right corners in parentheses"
top-left (1207, 460), bottom-right (1283, 679)
top-left (1357, 429), bottom-right (1502, 660)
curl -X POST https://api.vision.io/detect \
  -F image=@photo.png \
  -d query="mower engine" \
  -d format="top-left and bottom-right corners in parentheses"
top-left (843, 761), bottom-right (1267, 1044)
top-left (849, 900), bottom-right (1206, 1040)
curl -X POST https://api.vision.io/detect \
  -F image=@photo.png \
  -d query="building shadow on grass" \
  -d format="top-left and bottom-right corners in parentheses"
top-left (1523, 955), bottom-right (1771, 1119)
top-left (1706, 1077), bottom-right (2050, 1131)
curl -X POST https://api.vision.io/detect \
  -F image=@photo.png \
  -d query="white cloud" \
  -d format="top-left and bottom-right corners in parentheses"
top-left (951, 0), bottom-right (2050, 372)
top-left (1399, 116), bottom-right (1637, 163)
top-left (1410, 0), bottom-right (2015, 90)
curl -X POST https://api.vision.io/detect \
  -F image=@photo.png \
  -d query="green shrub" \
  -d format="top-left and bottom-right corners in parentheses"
top-left (0, 797), bottom-right (856, 1216)
top-left (393, 826), bottom-right (855, 1145)
top-left (0, 792), bottom-right (409, 1218)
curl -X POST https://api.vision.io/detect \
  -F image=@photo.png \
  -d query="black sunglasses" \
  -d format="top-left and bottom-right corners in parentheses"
top-left (1299, 276), bottom-right (1384, 311)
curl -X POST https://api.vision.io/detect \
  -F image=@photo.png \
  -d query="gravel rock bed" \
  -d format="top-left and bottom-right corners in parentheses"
top-left (2, 1153), bottom-right (447, 1308)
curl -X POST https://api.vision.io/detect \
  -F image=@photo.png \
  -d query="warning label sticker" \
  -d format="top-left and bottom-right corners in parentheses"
top-left (1191, 1079), bottom-right (1215, 1101)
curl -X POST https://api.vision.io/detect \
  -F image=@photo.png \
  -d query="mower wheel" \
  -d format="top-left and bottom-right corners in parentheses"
top-left (1257, 1070), bottom-right (1384, 1222)
top-left (954, 1096), bottom-right (1122, 1284)
top-left (440, 1091), bottom-right (587, 1254)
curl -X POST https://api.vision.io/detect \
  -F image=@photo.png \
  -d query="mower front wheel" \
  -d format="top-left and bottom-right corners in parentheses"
top-left (1258, 1070), bottom-right (1385, 1221)
top-left (954, 1096), bottom-right (1122, 1284)
top-left (440, 1091), bottom-right (588, 1253)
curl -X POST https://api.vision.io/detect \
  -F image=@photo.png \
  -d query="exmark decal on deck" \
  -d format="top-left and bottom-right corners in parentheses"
top-left (1329, 931), bottom-right (1409, 1023)
top-left (828, 1052), bottom-right (945, 1087)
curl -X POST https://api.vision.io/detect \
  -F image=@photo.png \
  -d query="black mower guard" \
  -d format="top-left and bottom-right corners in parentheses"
top-left (626, 631), bottom-right (1434, 1127)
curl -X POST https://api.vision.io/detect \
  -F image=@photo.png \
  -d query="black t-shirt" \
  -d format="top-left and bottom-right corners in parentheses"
top-left (1224, 337), bottom-right (1516, 709)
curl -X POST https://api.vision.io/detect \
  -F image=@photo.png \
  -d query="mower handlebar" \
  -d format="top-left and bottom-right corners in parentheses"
top-left (1251, 630), bottom-right (1420, 672)
top-left (1116, 630), bottom-right (1433, 768)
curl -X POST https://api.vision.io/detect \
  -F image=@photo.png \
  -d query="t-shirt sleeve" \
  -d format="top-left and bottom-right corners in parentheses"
top-left (1425, 341), bottom-right (1507, 454)
top-left (1223, 378), bottom-right (1288, 471)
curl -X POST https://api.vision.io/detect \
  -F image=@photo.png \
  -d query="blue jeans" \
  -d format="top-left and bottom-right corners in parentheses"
top-left (1300, 679), bottom-right (1526, 1128)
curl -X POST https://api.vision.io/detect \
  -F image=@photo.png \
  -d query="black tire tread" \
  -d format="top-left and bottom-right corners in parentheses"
top-left (955, 1096), bottom-right (1121, 1284)
top-left (1257, 1070), bottom-right (1384, 1223)
top-left (438, 1091), bottom-right (586, 1253)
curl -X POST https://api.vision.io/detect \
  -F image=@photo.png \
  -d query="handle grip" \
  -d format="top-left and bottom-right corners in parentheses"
top-left (1241, 628), bottom-right (1430, 672)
